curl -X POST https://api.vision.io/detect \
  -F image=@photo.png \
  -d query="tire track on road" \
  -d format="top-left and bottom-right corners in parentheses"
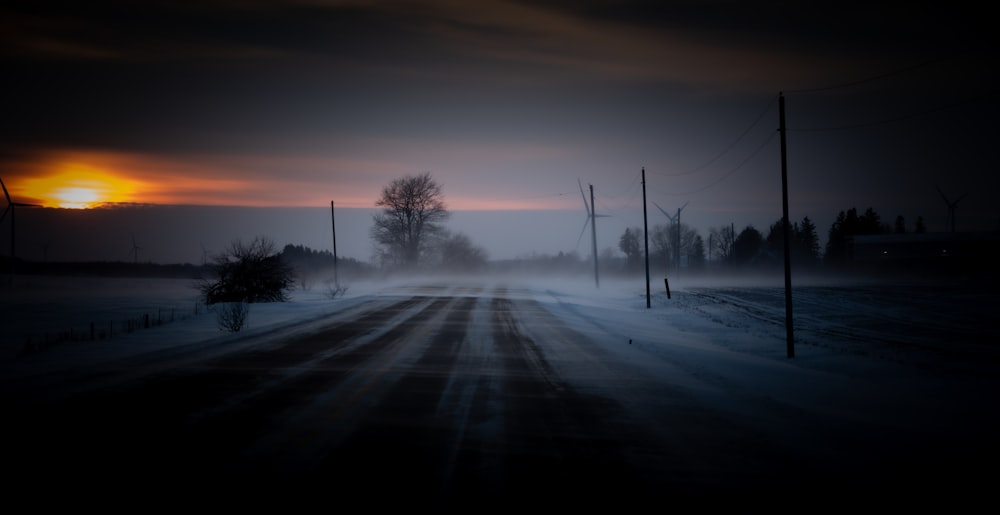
top-left (7, 295), bottom-right (439, 484)
top-left (182, 296), bottom-right (456, 478)
top-left (442, 286), bottom-right (657, 506)
top-left (305, 295), bottom-right (480, 496)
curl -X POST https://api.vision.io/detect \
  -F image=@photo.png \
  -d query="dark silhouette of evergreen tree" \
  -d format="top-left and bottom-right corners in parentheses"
top-left (618, 227), bottom-right (642, 273)
top-left (894, 215), bottom-right (907, 234)
top-left (795, 216), bottom-right (821, 268)
top-left (825, 207), bottom-right (885, 268)
top-left (765, 216), bottom-right (820, 270)
top-left (732, 225), bottom-right (764, 267)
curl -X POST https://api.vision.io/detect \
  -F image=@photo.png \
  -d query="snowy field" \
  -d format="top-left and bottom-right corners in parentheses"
top-left (2, 271), bottom-right (998, 503)
top-left (3, 271), bottom-right (997, 404)
top-left (1, 272), bottom-right (996, 377)
top-left (4, 272), bottom-right (996, 373)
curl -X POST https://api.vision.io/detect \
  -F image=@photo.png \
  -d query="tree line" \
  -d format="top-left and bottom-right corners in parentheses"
top-left (364, 171), bottom-right (936, 276)
top-left (195, 171), bottom-right (936, 313)
top-left (617, 207), bottom-right (930, 276)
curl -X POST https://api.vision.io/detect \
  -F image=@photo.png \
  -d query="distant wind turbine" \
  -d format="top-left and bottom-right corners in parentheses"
top-left (1, 175), bottom-right (42, 284)
top-left (576, 179), bottom-right (610, 287)
top-left (936, 186), bottom-right (967, 233)
top-left (652, 201), bottom-right (680, 224)
top-left (653, 200), bottom-right (689, 272)
top-left (130, 234), bottom-right (142, 264)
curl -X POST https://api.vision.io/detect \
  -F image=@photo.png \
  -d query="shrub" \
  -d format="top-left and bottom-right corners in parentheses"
top-left (216, 301), bottom-right (249, 332)
top-left (199, 236), bottom-right (294, 305)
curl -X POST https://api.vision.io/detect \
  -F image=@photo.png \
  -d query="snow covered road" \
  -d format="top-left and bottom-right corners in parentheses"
top-left (3, 277), bottom-right (997, 507)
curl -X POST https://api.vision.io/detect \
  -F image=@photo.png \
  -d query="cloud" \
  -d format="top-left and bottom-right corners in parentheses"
top-left (5, 0), bottom-right (972, 93)
top-left (0, 142), bottom-right (589, 210)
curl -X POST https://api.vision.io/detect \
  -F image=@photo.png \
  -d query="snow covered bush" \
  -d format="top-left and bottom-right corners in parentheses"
top-left (199, 236), bottom-right (294, 305)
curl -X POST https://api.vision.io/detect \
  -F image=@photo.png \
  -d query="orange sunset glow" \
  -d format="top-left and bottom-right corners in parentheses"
top-left (6, 150), bottom-right (587, 211)
top-left (21, 170), bottom-right (141, 208)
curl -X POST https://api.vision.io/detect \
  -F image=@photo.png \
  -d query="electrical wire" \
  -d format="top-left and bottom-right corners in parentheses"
top-left (653, 94), bottom-right (778, 178)
top-left (784, 58), bottom-right (944, 94)
top-left (784, 55), bottom-right (985, 131)
top-left (788, 97), bottom-right (981, 132)
top-left (656, 130), bottom-right (778, 197)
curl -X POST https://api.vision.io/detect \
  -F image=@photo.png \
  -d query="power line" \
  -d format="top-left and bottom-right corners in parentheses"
top-left (782, 55), bottom-right (986, 131)
top-left (614, 168), bottom-right (643, 198)
top-left (655, 130), bottom-right (778, 197)
top-left (482, 190), bottom-right (576, 204)
top-left (788, 97), bottom-right (981, 132)
top-left (596, 169), bottom-right (644, 214)
top-left (784, 57), bottom-right (947, 94)
top-left (594, 193), bottom-right (631, 217)
top-left (653, 94), bottom-right (778, 178)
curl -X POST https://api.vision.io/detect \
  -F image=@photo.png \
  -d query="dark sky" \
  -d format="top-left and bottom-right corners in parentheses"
top-left (2, 1), bottom-right (997, 263)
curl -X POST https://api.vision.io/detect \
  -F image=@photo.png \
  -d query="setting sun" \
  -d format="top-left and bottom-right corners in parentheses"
top-left (53, 187), bottom-right (101, 209)
top-left (18, 161), bottom-right (143, 208)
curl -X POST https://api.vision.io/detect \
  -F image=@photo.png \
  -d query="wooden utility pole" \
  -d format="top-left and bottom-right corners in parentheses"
top-left (642, 167), bottom-right (650, 308)
top-left (590, 184), bottom-right (599, 288)
top-left (779, 92), bottom-right (794, 358)
top-left (675, 207), bottom-right (681, 273)
top-left (674, 202), bottom-right (688, 277)
top-left (330, 200), bottom-right (339, 286)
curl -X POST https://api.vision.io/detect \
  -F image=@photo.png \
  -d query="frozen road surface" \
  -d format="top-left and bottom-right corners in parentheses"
top-left (4, 279), bottom-right (998, 507)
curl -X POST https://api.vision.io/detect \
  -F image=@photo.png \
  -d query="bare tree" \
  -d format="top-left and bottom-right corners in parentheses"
top-left (370, 172), bottom-right (449, 269)
top-left (709, 225), bottom-right (735, 263)
top-left (215, 300), bottom-right (249, 332)
top-left (651, 222), bottom-right (703, 270)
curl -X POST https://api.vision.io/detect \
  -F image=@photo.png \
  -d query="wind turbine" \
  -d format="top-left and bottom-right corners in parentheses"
top-left (653, 201), bottom-right (679, 224)
top-left (936, 186), bottom-right (967, 233)
top-left (576, 179), bottom-right (609, 287)
top-left (653, 200), bottom-right (688, 272)
top-left (1, 175), bottom-right (42, 285)
top-left (130, 233), bottom-right (142, 264)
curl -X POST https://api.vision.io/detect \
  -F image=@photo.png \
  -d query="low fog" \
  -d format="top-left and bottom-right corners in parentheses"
top-left (12, 204), bottom-right (817, 266)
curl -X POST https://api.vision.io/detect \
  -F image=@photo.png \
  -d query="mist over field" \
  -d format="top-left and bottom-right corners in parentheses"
top-left (13, 203), bottom-right (832, 265)
top-left (2, 258), bottom-right (994, 360)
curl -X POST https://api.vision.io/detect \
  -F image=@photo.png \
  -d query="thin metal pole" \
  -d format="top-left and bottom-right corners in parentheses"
top-left (590, 184), bottom-right (599, 288)
top-left (779, 92), bottom-right (794, 358)
top-left (10, 204), bottom-right (15, 286)
top-left (331, 200), bottom-right (339, 286)
top-left (642, 168), bottom-right (650, 308)
top-left (676, 207), bottom-right (681, 276)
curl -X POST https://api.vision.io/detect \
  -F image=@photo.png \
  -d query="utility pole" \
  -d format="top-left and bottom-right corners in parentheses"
top-left (10, 202), bottom-right (15, 286)
top-left (330, 200), bottom-right (339, 286)
top-left (676, 208), bottom-right (681, 274)
top-left (674, 202), bottom-right (688, 277)
top-left (642, 167), bottom-right (650, 308)
top-left (779, 92), bottom-right (795, 358)
top-left (590, 184), bottom-right (599, 288)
